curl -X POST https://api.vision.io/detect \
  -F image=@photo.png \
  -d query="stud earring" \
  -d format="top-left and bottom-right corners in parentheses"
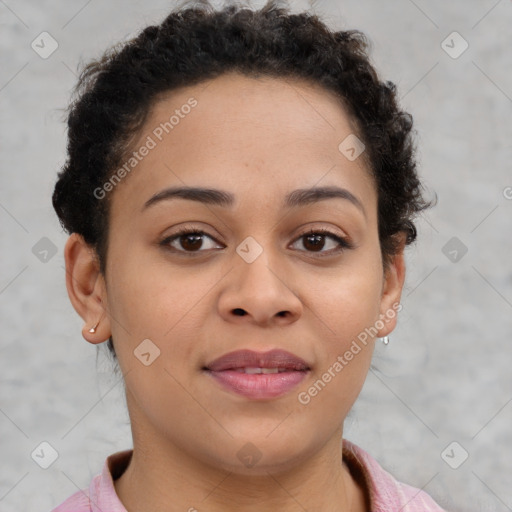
top-left (381, 336), bottom-right (389, 345)
top-left (88, 320), bottom-right (100, 334)
top-left (88, 309), bottom-right (105, 334)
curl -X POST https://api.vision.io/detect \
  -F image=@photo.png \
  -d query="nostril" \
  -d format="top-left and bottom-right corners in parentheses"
top-left (233, 308), bottom-right (246, 316)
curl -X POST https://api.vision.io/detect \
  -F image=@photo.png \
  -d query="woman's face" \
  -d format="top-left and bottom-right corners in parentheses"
top-left (84, 72), bottom-right (404, 473)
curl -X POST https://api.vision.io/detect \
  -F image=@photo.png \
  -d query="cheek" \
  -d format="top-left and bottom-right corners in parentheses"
top-left (293, 256), bottom-right (382, 409)
top-left (105, 252), bottom-right (222, 364)
top-left (305, 258), bottom-right (383, 335)
top-left (294, 284), bottom-right (379, 424)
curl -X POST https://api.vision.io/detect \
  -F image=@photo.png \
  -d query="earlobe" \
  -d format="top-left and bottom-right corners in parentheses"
top-left (377, 235), bottom-right (407, 338)
top-left (63, 233), bottom-right (111, 344)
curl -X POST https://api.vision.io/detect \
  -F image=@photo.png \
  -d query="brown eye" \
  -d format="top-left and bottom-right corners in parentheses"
top-left (178, 233), bottom-right (205, 251)
top-left (160, 227), bottom-right (352, 257)
top-left (302, 233), bottom-right (327, 252)
top-left (290, 229), bottom-right (352, 256)
top-left (161, 230), bottom-right (223, 254)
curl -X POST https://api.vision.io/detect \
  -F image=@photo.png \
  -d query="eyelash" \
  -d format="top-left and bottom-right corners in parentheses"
top-left (159, 226), bottom-right (354, 257)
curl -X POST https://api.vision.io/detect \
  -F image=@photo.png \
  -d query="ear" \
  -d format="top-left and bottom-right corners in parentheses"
top-left (376, 233), bottom-right (407, 338)
top-left (64, 233), bottom-right (111, 344)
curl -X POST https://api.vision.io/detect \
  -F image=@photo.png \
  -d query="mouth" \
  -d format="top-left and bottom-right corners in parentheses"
top-left (204, 348), bottom-right (311, 372)
top-left (225, 367), bottom-right (299, 373)
top-left (203, 349), bottom-right (311, 400)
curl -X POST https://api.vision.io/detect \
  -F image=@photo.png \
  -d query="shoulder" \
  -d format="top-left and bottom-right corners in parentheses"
top-left (342, 439), bottom-right (448, 512)
top-left (50, 486), bottom-right (95, 512)
top-left (50, 449), bottom-right (132, 512)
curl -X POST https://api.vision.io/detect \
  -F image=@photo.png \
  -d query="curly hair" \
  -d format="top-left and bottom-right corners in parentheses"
top-left (52, 0), bottom-right (433, 362)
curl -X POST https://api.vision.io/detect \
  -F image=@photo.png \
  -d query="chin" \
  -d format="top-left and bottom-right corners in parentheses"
top-left (200, 435), bottom-right (317, 477)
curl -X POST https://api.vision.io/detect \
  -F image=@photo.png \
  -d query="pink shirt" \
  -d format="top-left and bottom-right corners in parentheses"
top-left (51, 439), bottom-right (447, 511)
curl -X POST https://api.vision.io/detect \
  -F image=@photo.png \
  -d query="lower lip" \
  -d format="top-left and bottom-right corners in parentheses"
top-left (205, 369), bottom-right (309, 400)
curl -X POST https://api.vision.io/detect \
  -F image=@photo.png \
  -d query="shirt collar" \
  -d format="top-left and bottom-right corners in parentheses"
top-left (89, 440), bottom-right (442, 511)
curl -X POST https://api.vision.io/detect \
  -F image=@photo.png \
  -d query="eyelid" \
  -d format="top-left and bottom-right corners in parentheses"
top-left (159, 224), bottom-right (354, 256)
top-left (290, 227), bottom-right (354, 254)
top-left (159, 226), bottom-right (224, 254)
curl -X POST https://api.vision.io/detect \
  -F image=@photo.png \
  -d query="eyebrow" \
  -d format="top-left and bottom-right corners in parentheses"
top-left (142, 185), bottom-right (366, 216)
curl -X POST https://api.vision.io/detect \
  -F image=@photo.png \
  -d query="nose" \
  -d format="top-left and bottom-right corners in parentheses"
top-left (217, 249), bottom-right (303, 327)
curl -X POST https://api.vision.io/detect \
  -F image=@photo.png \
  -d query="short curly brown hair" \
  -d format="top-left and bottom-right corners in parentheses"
top-left (52, 0), bottom-right (433, 362)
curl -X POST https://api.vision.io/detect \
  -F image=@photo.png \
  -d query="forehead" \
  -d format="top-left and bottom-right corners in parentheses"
top-left (109, 72), bottom-right (376, 215)
top-left (147, 71), bottom-right (359, 155)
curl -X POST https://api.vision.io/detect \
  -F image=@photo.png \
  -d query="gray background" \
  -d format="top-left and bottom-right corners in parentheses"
top-left (1, 0), bottom-right (511, 511)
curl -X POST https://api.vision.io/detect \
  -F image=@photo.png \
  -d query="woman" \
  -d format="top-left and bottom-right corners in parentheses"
top-left (51, 1), bottom-right (446, 510)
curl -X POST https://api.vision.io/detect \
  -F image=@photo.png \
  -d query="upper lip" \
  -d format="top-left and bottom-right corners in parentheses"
top-left (205, 349), bottom-right (311, 372)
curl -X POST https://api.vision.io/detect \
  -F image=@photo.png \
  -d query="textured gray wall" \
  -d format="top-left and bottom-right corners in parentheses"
top-left (1, 1), bottom-right (511, 511)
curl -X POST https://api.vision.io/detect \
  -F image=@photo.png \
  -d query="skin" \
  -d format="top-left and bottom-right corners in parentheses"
top-left (65, 72), bottom-right (406, 512)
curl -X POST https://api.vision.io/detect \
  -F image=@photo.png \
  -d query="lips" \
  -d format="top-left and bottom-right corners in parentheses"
top-left (204, 349), bottom-right (311, 372)
top-left (203, 349), bottom-right (311, 400)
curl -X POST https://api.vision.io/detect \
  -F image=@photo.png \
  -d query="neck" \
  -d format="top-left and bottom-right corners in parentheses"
top-left (114, 425), bottom-right (365, 512)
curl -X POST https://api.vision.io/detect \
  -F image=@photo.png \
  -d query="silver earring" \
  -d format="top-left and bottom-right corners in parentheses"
top-left (381, 336), bottom-right (389, 345)
top-left (88, 321), bottom-right (100, 334)
top-left (88, 309), bottom-right (105, 334)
